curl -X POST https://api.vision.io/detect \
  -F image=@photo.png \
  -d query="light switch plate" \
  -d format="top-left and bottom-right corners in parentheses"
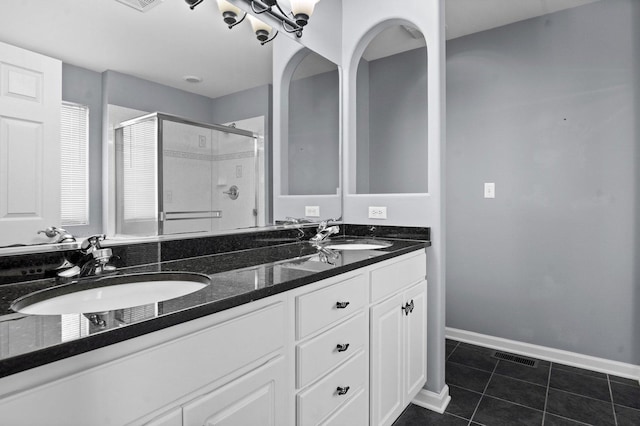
top-left (484, 182), bottom-right (495, 198)
top-left (305, 206), bottom-right (320, 217)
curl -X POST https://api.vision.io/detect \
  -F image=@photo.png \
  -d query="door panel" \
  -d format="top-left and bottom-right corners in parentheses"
top-left (370, 294), bottom-right (403, 426)
top-left (404, 281), bottom-right (428, 403)
top-left (0, 41), bottom-right (61, 246)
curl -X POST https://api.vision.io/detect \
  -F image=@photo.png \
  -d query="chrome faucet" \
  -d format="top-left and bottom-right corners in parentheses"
top-left (57, 234), bottom-right (116, 278)
top-left (38, 226), bottom-right (76, 244)
top-left (310, 219), bottom-right (340, 243)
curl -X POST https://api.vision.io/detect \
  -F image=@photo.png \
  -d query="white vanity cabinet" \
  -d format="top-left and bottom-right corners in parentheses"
top-left (292, 273), bottom-right (369, 426)
top-left (369, 253), bottom-right (428, 426)
top-left (0, 297), bottom-right (289, 426)
top-left (0, 248), bottom-right (428, 426)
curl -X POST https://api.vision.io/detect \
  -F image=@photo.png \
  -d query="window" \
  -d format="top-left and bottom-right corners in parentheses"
top-left (60, 102), bottom-right (89, 226)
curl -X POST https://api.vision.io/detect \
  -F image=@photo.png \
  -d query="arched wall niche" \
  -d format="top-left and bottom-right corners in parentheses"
top-left (349, 20), bottom-right (428, 195)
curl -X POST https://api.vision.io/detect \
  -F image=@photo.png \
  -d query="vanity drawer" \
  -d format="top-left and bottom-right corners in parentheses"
top-left (370, 252), bottom-right (426, 303)
top-left (320, 387), bottom-right (367, 426)
top-left (296, 274), bottom-right (366, 339)
top-left (297, 350), bottom-right (367, 426)
top-left (297, 312), bottom-right (366, 389)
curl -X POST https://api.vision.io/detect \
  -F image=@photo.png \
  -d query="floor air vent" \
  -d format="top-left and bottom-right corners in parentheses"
top-left (491, 351), bottom-right (539, 368)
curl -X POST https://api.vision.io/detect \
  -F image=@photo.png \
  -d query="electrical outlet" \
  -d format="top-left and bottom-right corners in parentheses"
top-left (368, 206), bottom-right (387, 219)
top-left (484, 182), bottom-right (495, 199)
top-left (305, 205), bottom-right (320, 217)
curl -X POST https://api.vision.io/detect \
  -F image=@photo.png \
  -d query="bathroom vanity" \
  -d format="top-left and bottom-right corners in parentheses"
top-left (0, 229), bottom-right (428, 426)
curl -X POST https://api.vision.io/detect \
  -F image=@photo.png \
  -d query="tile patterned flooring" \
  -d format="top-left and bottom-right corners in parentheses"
top-left (392, 339), bottom-right (640, 426)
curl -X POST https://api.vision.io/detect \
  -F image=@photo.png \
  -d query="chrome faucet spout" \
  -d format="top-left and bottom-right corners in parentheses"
top-left (57, 234), bottom-right (116, 278)
top-left (310, 220), bottom-right (340, 243)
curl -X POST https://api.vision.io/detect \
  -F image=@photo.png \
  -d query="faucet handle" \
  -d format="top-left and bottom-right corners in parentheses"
top-left (38, 226), bottom-right (65, 238)
top-left (81, 234), bottom-right (107, 252)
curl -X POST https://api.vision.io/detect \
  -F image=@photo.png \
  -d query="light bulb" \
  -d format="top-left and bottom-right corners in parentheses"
top-left (289, 0), bottom-right (320, 26)
top-left (247, 15), bottom-right (272, 42)
top-left (217, 0), bottom-right (242, 25)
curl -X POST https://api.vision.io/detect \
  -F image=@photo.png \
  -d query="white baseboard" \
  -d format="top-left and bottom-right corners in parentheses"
top-left (412, 385), bottom-right (451, 414)
top-left (446, 327), bottom-right (640, 382)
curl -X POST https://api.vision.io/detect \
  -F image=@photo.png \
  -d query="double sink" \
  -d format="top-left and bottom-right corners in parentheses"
top-left (11, 239), bottom-right (392, 316)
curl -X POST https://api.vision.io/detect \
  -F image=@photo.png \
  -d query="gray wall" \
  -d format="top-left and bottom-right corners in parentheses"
top-left (103, 70), bottom-right (214, 124)
top-left (288, 70), bottom-right (340, 195)
top-left (446, 0), bottom-right (640, 364)
top-left (356, 47), bottom-right (428, 194)
top-left (62, 64), bottom-right (103, 236)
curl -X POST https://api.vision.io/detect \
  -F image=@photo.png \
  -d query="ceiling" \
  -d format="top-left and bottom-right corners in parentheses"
top-left (0, 0), bottom-right (599, 99)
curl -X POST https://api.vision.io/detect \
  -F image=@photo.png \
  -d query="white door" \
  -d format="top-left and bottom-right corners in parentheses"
top-left (0, 41), bottom-right (61, 246)
top-left (370, 294), bottom-right (404, 426)
top-left (403, 281), bottom-right (428, 404)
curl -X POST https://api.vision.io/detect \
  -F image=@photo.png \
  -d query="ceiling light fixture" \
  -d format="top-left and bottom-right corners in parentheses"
top-left (185, 0), bottom-right (321, 45)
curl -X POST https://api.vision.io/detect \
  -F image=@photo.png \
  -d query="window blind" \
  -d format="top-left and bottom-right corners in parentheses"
top-left (60, 102), bottom-right (89, 226)
top-left (122, 119), bottom-right (157, 221)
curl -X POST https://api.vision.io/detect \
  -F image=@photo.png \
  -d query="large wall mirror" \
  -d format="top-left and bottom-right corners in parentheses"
top-left (355, 25), bottom-right (428, 194)
top-left (0, 0), bottom-right (337, 249)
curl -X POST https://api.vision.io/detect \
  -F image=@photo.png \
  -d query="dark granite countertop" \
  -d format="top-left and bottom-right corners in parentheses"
top-left (0, 229), bottom-right (429, 379)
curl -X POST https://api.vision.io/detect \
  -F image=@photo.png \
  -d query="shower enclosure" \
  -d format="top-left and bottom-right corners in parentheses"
top-left (115, 113), bottom-right (260, 236)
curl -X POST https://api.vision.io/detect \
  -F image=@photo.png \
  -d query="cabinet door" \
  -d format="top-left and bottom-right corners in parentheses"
top-left (183, 356), bottom-right (287, 426)
top-left (370, 294), bottom-right (404, 426)
top-left (403, 281), bottom-right (427, 404)
top-left (144, 407), bottom-right (182, 426)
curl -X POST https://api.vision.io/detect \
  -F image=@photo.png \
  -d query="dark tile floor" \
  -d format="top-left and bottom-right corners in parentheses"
top-left (392, 339), bottom-right (640, 426)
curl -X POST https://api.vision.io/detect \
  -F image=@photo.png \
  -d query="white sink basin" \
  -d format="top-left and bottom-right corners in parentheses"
top-left (321, 239), bottom-right (392, 251)
top-left (11, 272), bottom-right (210, 315)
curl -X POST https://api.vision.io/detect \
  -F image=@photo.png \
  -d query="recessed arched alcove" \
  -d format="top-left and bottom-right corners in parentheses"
top-left (350, 22), bottom-right (428, 195)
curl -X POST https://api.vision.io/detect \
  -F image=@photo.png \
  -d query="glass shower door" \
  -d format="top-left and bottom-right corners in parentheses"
top-left (161, 120), bottom-right (214, 235)
top-left (212, 128), bottom-right (258, 232)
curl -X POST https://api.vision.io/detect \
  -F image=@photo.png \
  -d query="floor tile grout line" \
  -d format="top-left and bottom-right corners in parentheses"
top-left (607, 374), bottom-right (619, 426)
top-left (446, 341), bottom-right (460, 362)
top-left (446, 411), bottom-right (475, 423)
top-left (491, 370), bottom-right (549, 388)
top-left (447, 359), bottom-right (498, 374)
top-left (545, 412), bottom-right (594, 426)
top-left (480, 393), bottom-right (546, 413)
top-left (467, 359), bottom-right (499, 426)
top-left (548, 384), bottom-right (623, 405)
top-left (553, 367), bottom-right (611, 384)
top-left (541, 361), bottom-right (553, 425)
top-left (448, 382), bottom-right (547, 414)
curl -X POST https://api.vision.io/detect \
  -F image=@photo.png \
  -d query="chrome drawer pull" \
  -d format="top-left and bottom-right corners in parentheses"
top-left (336, 343), bottom-right (350, 352)
top-left (336, 386), bottom-right (350, 396)
top-left (336, 301), bottom-right (350, 309)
